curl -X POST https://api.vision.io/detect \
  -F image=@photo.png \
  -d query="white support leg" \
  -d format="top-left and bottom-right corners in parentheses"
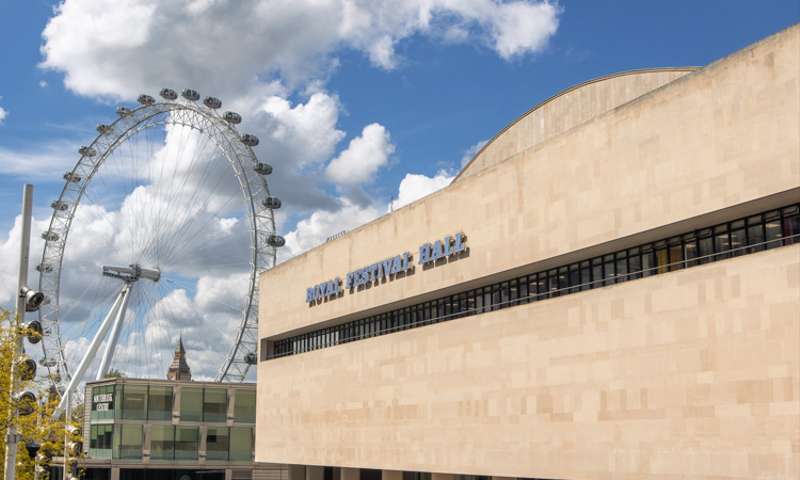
top-left (96, 284), bottom-right (131, 380)
top-left (55, 286), bottom-right (126, 416)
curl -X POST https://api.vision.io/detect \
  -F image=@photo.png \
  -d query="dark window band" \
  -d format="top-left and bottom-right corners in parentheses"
top-left (262, 204), bottom-right (800, 361)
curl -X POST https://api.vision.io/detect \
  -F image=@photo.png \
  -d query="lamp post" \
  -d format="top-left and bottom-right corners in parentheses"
top-left (4, 184), bottom-right (34, 480)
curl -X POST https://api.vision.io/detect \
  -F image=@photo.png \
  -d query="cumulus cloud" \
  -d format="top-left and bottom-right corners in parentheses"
top-left (255, 92), bottom-right (345, 168)
top-left (389, 170), bottom-right (454, 211)
top-left (325, 123), bottom-right (394, 186)
top-left (0, 106), bottom-right (6, 124)
top-left (40, 0), bottom-right (561, 100)
top-left (489, 1), bottom-right (560, 59)
top-left (283, 198), bottom-right (382, 256)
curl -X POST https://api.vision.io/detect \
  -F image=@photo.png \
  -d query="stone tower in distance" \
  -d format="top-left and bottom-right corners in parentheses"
top-left (167, 336), bottom-right (192, 381)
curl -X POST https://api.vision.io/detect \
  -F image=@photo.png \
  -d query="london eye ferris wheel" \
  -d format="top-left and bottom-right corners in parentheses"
top-left (34, 88), bottom-right (285, 410)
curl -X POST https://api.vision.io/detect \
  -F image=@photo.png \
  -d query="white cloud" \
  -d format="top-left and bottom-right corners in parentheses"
top-left (39, 80), bottom-right (48, 88)
top-left (461, 138), bottom-right (489, 167)
top-left (40, 0), bottom-right (560, 100)
top-left (325, 123), bottom-right (394, 185)
top-left (283, 198), bottom-right (382, 256)
top-left (0, 105), bottom-right (7, 124)
top-left (389, 170), bottom-right (453, 211)
top-left (256, 93), bottom-right (345, 167)
top-left (490, 1), bottom-right (560, 59)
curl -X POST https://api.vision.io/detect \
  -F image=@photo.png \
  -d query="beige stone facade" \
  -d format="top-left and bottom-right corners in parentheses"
top-left (256, 25), bottom-right (800, 480)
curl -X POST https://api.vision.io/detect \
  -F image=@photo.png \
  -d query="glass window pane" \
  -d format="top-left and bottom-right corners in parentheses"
top-left (509, 280), bottom-right (518, 306)
top-left (603, 256), bottom-right (615, 285)
top-left (714, 225), bottom-right (730, 258)
top-left (615, 254), bottom-right (627, 282)
top-left (115, 424), bottom-right (142, 460)
top-left (518, 278), bottom-right (528, 303)
top-left (641, 246), bottom-right (654, 277)
top-left (234, 390), bottom-right (256, 423)
top-left (148, 386), bottom-right (173, 421)
top-left (668, 238), bottom-right (684, 271)
top-left (628, 250), bottom-right (642, 279)
top-left (174, 426), bottom-right (199, 461)
top-left (204, 388), bottom-right (228, 423)
top-left (730, 222), bottom-right (746, 256)
top-left (121, 384), bottom-right (147, 421)
top-left (180, 387), bottom-right (203, 422)
top-left (557, 267), bottom-right (569, 291)
top-left (580, 261), bottom-right (591, 290)
top-left (683, 234), bottom-right (698, 267)
top-left (206, 427), bottom-right (229, 461)
top-left (149, 425), bottom-right (174, 461)
top-left (654, 243), bottom-right (669, 274)
top-left (90, 424), bottom-right (113, 459)
top-left (568, 264), bottom-right (579, 293)
top-left (782, 208), bottom-right (800, 245)
top-left (697, 230), bottom-right (713, 263)
top-left (765, 211), bottom-right (782, 248)
top-left (229, 427), bottom-right (253, 462)
top-left (747, 218), bottom-right (765, 252)
top-left (592, 258), bottom-right (603, 286)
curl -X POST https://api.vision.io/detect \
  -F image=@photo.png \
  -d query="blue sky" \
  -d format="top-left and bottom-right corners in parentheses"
top-left (0, 1), bottom-right (796, 379)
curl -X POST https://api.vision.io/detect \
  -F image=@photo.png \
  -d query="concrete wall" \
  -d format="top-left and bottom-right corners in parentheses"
top-left (259, 24), bottom-right (799, 340)
top-left (257, 245), bottom-right (800, 479)
top-left (256, 24), bottom-right (800, 479)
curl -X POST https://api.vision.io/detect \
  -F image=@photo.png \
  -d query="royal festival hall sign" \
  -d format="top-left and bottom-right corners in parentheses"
top-left (306, 232), bottom-right (466, 305)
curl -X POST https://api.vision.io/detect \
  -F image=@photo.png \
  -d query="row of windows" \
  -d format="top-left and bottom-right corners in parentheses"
top-left (322, 469), bottom-right (555, 480)
top-left (266, 204), bottom-right (800, 360)
top-left (90, 384), bottom-right (256, 424)
top-left (89, 424), bottom-right (253, 462)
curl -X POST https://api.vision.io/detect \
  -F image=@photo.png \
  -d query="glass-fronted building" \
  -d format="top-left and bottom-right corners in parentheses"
top-left (78, 378), bottom-right (281, 480)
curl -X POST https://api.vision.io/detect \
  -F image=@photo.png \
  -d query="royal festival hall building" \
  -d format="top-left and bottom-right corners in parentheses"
top-left (254, 25), bottom-right (800, 480)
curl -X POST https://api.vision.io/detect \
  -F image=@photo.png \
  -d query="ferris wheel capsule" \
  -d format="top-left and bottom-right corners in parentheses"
top-left (223, 111), bottom-right (241, 124)
top-left (63, 172), bottom-right (82, 183)
top-left (96, 124), bottom-right (112, 134)
top-left (241, 134), bottom-right (259, 147)
top-left (243, 352), bottom-right (257, 365)
top-left (267, 235), bottom-right (285, 247)
top-left (182, 89), bottom-right (200, 101)
top-left (263, 197), bottom-right (281, 209)
top-left (254, 162), bottom-right (272, 175)
top-left (36, 263), bottom-right (53, 273)
top-left (137, 94), bottom-right (155, 106)
top-left (160, 88), bottom-right (178, 100)
top-left (203, 96), bottom-right (222, 109)
top-left (79, 146), bottom-right (96, 157)
top-left (51, 200), bottom-right (69, 211)
top-left (41, 231), bottom-right (59, 242)
top-left (116, 106), bottom-right (133, 117)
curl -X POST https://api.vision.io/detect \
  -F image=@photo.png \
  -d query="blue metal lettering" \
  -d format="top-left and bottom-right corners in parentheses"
top-left (382, 258), bottom-right (393, 278)
top-left (419, 243), bottom-right (431, 264)
top-left (431, 239), bottom-right (445, 261)
top-left (453, 232), bottom-right (466, 254)
top-left (401, 252), bottom-right (411, 271)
